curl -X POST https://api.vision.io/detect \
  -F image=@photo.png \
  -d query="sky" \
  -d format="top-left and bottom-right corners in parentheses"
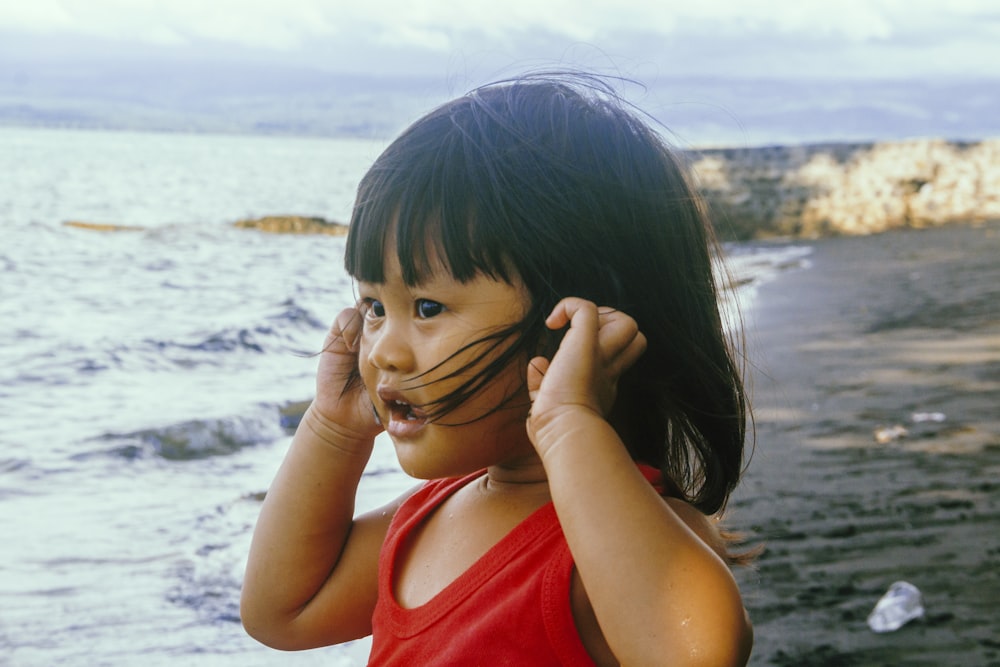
top-left (3, 0), bottom-right (1000, 144)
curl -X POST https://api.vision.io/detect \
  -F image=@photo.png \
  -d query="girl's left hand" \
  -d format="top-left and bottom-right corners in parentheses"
top-left (526, 298), bottom-right (646, 436)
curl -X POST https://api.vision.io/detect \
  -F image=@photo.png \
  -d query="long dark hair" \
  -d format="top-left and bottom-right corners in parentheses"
top-left (345, 72), bottom-right (749, 514)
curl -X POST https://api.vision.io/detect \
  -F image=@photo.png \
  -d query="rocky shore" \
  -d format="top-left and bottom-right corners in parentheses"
top-left (690, 138), bottom-right (1000, 239)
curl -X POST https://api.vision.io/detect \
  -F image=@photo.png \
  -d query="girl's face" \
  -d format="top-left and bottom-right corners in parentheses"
top-left (356, 250), bottom-right (536, 479)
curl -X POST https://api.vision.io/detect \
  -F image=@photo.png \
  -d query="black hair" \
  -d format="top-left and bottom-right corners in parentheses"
top-left (344, 72), bottom-right (749, 514)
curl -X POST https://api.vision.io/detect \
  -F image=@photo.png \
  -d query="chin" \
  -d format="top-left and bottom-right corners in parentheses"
top-left (396, 458), bottom-right (479, 481)
top-left (391, 440), bottom-right (484, 482)
top-left (391, 442), bottom-right (446, 481)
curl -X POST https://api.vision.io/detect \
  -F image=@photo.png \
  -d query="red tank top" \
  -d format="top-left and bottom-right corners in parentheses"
top-left (368, 471), bottom-right (598, 666)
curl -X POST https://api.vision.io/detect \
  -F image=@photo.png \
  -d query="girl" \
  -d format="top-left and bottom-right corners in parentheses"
top-left (242, 72), bottom-right (753, 666)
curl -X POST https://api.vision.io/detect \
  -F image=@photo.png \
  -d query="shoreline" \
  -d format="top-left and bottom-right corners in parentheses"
top-left (732, 220), bottom-right (1000, 665)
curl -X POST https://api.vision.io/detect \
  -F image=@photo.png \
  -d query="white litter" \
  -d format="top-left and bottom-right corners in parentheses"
top-left (867, 581), bottom-right (925, 633)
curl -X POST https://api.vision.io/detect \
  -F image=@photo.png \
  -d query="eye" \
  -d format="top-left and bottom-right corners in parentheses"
top-left (360, 298), bottom-right (385, 318)
top-left (415, 299), bottom-right (444, 319)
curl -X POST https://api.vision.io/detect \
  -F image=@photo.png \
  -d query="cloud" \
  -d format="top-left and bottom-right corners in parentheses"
top-left (2, 0), bottom-right (999, 81)
top-left (1, 0), bottom-right (333, 49)
top-left (0, 1), bottom-right (986, 47)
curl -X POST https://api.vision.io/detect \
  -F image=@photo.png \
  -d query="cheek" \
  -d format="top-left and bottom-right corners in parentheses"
top-left (356, 338), bottom-right (377, 385)
top-left (422, 338), bottom-right (502, 388)
top-left (463, 356), bottom-right (530, 409)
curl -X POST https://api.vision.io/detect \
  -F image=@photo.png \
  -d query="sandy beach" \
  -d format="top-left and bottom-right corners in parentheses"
top-left (732, 221), bottom-right (1000, 665)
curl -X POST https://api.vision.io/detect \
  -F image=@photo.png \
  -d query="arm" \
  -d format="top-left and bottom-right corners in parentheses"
top-left (526, 299), bottom-right (752, 667)
top-left (241, 308), bottom-right (408, 650)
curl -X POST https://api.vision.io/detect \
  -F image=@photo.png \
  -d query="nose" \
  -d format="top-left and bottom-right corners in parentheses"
top-left (364, 321), bottom-right (415, 373)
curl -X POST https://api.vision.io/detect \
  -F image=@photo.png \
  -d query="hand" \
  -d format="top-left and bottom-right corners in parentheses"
top-left (526, 298), bottom-right (646, 440)
top-left (308, 307), bottom-right (384, 447)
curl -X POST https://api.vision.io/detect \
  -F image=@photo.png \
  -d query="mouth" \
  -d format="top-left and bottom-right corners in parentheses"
top-left (376, 387), bottom-right (429, 435)
top-left (386, 398), bottom-right (425, 422)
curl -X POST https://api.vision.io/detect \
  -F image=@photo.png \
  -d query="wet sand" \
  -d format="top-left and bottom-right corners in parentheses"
top-left (731, 221), bottom-right (1000, 666)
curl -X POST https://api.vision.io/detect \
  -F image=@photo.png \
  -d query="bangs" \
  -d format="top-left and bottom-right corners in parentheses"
top-left (345, 107), bottom-right (515, 286)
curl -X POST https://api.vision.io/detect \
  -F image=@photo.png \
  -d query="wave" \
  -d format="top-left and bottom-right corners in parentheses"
top-left (85, 411), bottom-right (286, 460)
top-left (716, 242), bottom-right (814, 327)
top-left (724, 242), bottom-right (814, 286)
top-left (150, 327), bottom-right (272, 354)
top-left (145, 298), bottom-right (327, 359)
top-left (166, 490), bottom-right (269, 627)
top-left (269, 297), bottom-right (327, 329)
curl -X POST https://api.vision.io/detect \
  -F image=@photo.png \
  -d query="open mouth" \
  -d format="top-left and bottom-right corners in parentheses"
top-left (387, 399), bottom-right (424, 422)
top-left (376, 387), bottom-right (430, 436)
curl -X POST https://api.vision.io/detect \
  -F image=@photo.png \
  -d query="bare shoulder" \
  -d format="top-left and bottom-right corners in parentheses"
top-left (663, 496), bottom-right (730, 561)
top-left (353, 485), bottom-right (419, 543)
top-left (664, 496), bottom-right (755, 663)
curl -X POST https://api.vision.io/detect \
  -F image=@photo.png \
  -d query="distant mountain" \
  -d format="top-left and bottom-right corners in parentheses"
top-left (0, 87), bottom-right (432, 137)
top-left (2, 35), bottom-right (999, 145)
top-left (0, 35), bottom-right (445, 137)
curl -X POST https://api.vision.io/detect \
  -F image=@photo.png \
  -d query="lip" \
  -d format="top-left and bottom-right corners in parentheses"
top-left (376, 385), bottom-right (429, 439)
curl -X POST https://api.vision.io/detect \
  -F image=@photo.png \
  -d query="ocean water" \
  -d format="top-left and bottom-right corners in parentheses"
top-left (0, 126), bottom-right (809, 666)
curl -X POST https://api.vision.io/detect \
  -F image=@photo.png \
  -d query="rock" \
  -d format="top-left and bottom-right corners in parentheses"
top-left (232, 215), bottom-right (348, 235)
top-left (63, 221), bottom-right (146, 232)
top-left (688, 138), bottom-right (1000, 239)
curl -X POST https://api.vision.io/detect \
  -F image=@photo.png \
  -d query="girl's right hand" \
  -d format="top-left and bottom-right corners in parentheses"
top-left (306, 307), bottom-right (384, 451)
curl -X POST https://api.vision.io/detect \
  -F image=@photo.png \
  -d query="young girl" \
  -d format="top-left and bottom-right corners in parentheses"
top-left (241, 72), bottom-right (753, 666)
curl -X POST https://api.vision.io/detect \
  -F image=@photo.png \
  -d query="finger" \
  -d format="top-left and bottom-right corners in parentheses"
top-left (596, 310), bottom-right (643, 360)
top-left (326, 307), bottom-right (362, 352)
top-left (338, 308), bottom-right (363, 352)
top-left (602, 310), bottom-right (646, 374)
top-left (545, 297), bottom-right (600, 332)
top-left (526, 356), bottom-right (550, 402)
top-left (546, 299), bottom-right (644, 373)
top-left (606, 330), bottom-right (647, 378)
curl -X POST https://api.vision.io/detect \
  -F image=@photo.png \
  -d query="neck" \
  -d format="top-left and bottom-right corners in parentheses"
top-left (483, 454), bottom-right (550, 494)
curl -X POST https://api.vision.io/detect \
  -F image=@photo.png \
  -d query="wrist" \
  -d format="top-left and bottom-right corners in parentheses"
top-left (300, 403), bottom-right (376, 460)
top-left (528, 405), bottom-right (613, 463)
